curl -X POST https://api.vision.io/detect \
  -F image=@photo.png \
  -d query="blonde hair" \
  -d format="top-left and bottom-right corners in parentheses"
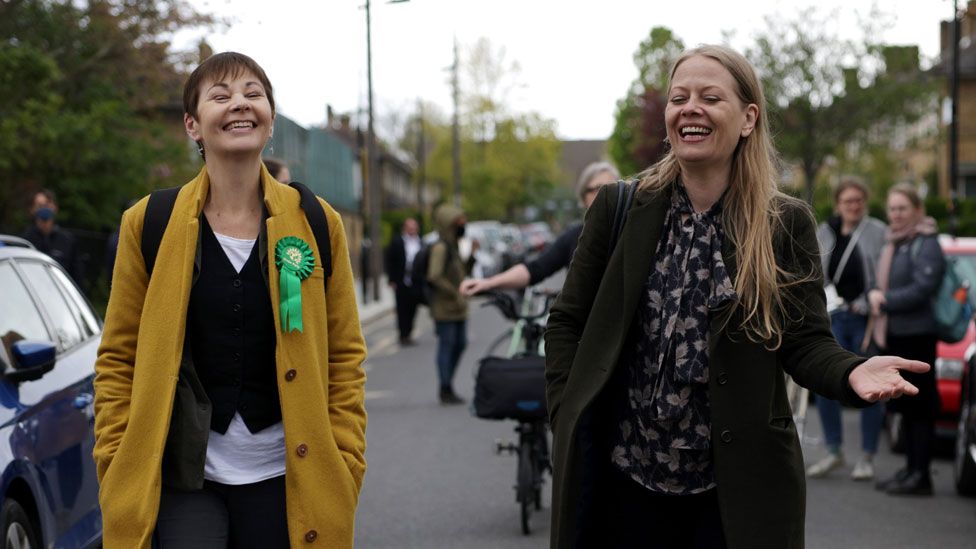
top-left (637, 44), bottom-right (812, 349)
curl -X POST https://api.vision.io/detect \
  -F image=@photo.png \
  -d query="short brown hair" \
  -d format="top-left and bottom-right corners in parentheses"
top-left (182, 52), bottom-right (275, 118)
top-left (833, 176), bottom-right (869, 204)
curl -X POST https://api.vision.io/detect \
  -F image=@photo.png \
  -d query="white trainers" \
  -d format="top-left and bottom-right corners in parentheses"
top-left (851, 458), bottom-right (875, 481)
top-left (806, 452), bottom-right (845, 478)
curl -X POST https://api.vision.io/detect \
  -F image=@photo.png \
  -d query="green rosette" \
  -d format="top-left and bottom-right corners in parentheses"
top-left (275, 236), bottom-right (315, 333)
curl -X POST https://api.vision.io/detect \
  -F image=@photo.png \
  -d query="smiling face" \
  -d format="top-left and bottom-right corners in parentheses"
top-left (886, 191), bottom-right (920, 233)
top-left (836, 186), bottom-right (867, 227)
top-left (665, 55), bottom-right (758, 174)
top-left (184, 70), bottom-right (274, 160)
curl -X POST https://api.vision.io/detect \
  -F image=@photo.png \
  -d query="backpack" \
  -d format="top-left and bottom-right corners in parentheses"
top-left (410, 240), bottom-right (452, 307)
top-left (910, 238), bottom-right (972, 344)
top-left (140, 182), bottom-right (333, 292)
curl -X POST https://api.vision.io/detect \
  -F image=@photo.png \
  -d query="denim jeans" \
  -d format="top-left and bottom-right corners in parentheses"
top-left (435, 320), bottom-right (467, 390)
top-left (815, 309), bottom-right (884, 454)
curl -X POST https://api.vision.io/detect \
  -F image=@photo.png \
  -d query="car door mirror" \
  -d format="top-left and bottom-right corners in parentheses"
top-left (7, 340), bottom-right (56, 383)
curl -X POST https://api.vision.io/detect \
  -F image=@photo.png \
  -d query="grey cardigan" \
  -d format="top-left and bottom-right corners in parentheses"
top-left (816, 216), bottom-right (887, 315)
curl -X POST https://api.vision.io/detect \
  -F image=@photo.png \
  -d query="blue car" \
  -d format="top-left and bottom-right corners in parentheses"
top-left (0, 236), bottom-right (101, 548)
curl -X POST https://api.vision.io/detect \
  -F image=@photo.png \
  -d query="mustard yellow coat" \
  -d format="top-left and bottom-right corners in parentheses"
top-left (93, 166), bottom-right (367, 548)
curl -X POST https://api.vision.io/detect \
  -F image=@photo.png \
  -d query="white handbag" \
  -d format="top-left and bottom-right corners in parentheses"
top-left (823, 220), bottom-right (866, 314)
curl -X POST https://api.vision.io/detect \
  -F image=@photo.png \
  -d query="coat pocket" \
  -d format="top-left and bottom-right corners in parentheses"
top-left (161, 362), bottom-right (211, 491)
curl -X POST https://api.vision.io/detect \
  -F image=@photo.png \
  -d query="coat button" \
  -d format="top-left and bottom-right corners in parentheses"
top-left (233, 279), bottom-right (242, 288)
top-left (285, 369), bottom-right (297, 381)
top-left (720, 430), bottom-right (733, 443)
top-left (232, 303), bottom-right (241, 312)
top-left (717, 373), bottom-right (728, 385)
top-left (304, 530), bottom-right (318, 542)
top-left (296, 443), bottom-right (309, 457)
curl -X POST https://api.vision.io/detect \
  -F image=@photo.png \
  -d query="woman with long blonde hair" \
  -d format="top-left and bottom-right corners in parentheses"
top-left (545, 45), bottom-right (928, 548)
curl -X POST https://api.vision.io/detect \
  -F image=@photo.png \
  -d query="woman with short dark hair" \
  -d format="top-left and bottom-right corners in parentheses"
top-left (94, 52), bottom-right (367, 548)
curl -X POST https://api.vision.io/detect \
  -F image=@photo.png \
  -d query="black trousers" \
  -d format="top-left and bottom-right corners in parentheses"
top-left (588, 467), bottom-right (727, 549)
top-left (395, 284), bottom-right (419, 340)
top-left (884, 333), bottom-right (939, 474)
top-left (153, 475), bottom-right (288, 548)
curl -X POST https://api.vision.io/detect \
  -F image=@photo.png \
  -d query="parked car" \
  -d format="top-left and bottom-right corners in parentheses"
top-left (955, 346), bottom-right (976, 495)
top-left (887, 236), bottom-right (976, 454)
top-left (519, 222), bottom-right (554, 255)
top-left (0, 235), bottom-right (102, 547)
top-left (497, 224), bottom-right (527, 269)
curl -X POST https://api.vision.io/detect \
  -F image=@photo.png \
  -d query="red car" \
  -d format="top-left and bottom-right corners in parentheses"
top-left (935, 236), bottom-right (976, 437)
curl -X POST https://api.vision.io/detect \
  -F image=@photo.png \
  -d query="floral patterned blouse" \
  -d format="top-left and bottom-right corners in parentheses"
top-left (611, 183), bottom-right (737, 495)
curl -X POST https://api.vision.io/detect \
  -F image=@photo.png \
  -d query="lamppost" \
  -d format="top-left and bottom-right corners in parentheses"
top-left (363, 0), bottom-right (408, 301)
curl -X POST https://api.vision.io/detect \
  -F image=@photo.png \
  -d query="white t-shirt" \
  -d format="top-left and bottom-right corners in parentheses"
top-left (205, 231), bottom-right (286, 485)
top-left (403, 234), bottom-right (422, 285)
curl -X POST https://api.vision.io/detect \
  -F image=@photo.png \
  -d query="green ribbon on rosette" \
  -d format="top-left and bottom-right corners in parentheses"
top-left (274, 236), bottom-right (315, 333)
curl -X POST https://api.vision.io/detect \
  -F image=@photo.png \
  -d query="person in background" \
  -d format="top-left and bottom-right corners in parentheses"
top-left (545, 44), bottom-right (929, 548)
top-left (869, 183), bottom-right (945, 496)
top-left (23, 189), bottom-right (84, 286)
top-left (93, 52), bottom-right (366, 548)
top-left (460, 162), bottom-right (620, 296)
top-left (428, 203), bottom-right (475, 404)
top-left (105, 199), bottom-right (138, 287)
top-left (807, 177), bottom-right (888, 481)
top-left (385, 217), bottom-right (422, 345)
top-left (263, 158), bottom-right (291, 184)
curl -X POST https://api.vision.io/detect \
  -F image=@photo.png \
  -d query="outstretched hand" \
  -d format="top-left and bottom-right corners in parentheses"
top-left (848, 356), bottom-right (930, 403)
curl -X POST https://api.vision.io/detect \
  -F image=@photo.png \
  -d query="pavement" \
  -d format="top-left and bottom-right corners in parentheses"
top-left (355, 276), bottom-right (396, 326)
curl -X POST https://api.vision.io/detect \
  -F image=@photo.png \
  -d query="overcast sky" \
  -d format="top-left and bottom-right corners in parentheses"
top-left (178, 0), bottom-right (953, 140)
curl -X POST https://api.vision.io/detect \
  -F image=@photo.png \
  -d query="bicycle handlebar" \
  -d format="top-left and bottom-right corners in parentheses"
top-left (477, 289), bottom-right (558, 323)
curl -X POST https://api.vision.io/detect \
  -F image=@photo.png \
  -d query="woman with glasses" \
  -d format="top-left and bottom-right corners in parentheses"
top-left (807, 177), bottom-right (888, 481)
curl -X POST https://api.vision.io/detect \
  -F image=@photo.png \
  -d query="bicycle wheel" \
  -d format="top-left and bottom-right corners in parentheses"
top-left (518, 437), bottom-right (534, 535)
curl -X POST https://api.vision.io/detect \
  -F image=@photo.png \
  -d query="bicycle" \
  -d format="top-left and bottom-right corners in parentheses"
top-left (474, 288), bottom-right (557, 535)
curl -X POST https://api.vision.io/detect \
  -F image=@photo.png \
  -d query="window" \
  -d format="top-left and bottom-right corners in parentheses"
top-left (49, 266), bottom-right (100, 337)
top-left (0, 261), bottom-right (51, 355)
top-left (19, 261), bottom-right (83, 351)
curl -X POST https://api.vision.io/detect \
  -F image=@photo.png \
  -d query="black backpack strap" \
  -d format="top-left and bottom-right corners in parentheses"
top-left (141, 187), bottom-right (180, 278)
top-left (289, 182), bottom-right (333, 281)
top-left (608, 180), bottom-right (637, 255)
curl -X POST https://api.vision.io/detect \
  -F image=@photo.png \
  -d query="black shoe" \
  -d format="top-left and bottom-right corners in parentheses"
top-left (886, 471), bottom-right (933, 496)
top-left (439, 388), bottom-right (464, 405)
top-left (875, 467), bottom-right (910, 491)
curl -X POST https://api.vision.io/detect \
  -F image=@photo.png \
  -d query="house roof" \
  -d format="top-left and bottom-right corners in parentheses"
top-left (559, 140), bottom-right (609, 189)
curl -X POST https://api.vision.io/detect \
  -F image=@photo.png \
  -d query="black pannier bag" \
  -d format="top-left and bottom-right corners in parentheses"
top-left (473, 355), bottom-right (547, 420)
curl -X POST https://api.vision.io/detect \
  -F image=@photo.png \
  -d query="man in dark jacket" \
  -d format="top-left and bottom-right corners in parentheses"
top-left (23, 189), bottom-right (84, 286)
top-left (385, 218), bottom-right (422, 345)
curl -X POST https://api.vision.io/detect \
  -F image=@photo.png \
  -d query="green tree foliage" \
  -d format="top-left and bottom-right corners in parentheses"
top-left (415, 38), bottom-right (563, 221)
top-left (609, 27), bottom-right (683, 177)
top-left (0, 0), bottom-right (214, 231)
top-left (747, 7), bottom-right (936, 204)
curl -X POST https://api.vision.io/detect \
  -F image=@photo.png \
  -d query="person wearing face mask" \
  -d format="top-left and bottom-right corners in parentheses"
top-left (806, 177), bottom-right (888, 481)
top-left (428, 203), bottom-right (476, 404)
top-left (23, 189), bottom-right (84, 286)
top-left (92, 52), bottom-right (367, 548)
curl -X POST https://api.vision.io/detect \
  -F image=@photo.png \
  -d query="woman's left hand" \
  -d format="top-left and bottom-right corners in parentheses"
top-left (848, 356), bottom-right (930, 402)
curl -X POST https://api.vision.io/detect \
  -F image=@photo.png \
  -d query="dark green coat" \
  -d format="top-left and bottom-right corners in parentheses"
top-left (544, 183), bottom-right (867, 549)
